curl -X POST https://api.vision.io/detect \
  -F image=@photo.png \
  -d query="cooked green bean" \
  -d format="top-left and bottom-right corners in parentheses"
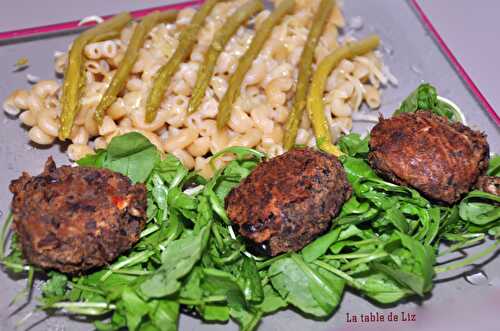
top-left (283, 0), bottom-right (334, 150)
top-left (145, 0), bottom-right (221, 123)
top-left (91, 30), bottom-right (121, 43)
top-left (95, 10), bottom-right (178, 124)
top-left (155, 9), bottom-right (180, 24)
top-left (307, 35), bottom-right (380, 156)
top-left (59, 12), bottom-right (132, 140)
top-left (216, 0), bottom-right (295, 129)
top-left (188, 0), bottom-right (264, 115)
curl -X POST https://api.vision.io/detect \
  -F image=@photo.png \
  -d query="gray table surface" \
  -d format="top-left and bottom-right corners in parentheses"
top-left (418, 0), bottom-right (500, 116)
top-left (0, 1), bottom-right (499, 331)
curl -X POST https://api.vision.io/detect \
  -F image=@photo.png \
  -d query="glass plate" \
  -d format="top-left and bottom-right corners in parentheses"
top-left (0, 1), bottom-right (498, 330)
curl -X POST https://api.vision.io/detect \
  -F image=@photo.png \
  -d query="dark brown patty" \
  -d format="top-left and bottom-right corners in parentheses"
top-left (9, 157), bottom-right (147, 274)
top-left (368, 111), bottom-right (489, 204)
top-left (225, 148), bottom-right (352, 256)
top-left (475, 176), bottom-right (500, 196)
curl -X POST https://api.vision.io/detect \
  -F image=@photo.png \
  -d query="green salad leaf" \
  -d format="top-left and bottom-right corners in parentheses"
top-left (140, 222), bottom-right (212, 299)
top-left (395, 83), bottom-right (463, 122)
top-left (78, 132), bottom-right (159, 183)
top-left (2, 130), bottom-right (499, 331)
top-left (459, 191), bottom-right (500, 225)
top-left (487, 154), bottom-right (500, 176)
top-left (269, 254), bottom-right (344, 317)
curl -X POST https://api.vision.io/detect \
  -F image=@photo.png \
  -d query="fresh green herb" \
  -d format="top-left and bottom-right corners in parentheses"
top-left (459, 191), bottom-right (500, 225)
top-left (487, 154), bottom-right (500, 176)
top-left (3, 130), bottom-right (499, 330)
top-left (78, 132), bottom-right (159, 183)
top-left (268, 253), bottom-right (344, 317)
top-left (395, 83), bottom-right (464, 122)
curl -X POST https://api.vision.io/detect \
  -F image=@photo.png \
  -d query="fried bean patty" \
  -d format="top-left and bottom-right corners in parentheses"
top-left (225, 148), bottom-right (352, 256)
top-left (368, 111), bottom-right (489, 204)
top-left (476, 176), bottom-right (500, 196)
top-left (9, 157), bottom-right (147, 274)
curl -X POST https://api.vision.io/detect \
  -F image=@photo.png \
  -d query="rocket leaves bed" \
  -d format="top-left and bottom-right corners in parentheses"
top-left (1, 130), bottom-right (499, 331)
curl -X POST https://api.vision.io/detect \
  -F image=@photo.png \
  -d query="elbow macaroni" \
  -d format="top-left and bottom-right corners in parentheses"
top-left (3, 0), bottom-right (391, 176)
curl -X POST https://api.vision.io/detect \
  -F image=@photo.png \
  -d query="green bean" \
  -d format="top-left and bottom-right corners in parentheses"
top-left (307, 35), bottom-right (380, 156)
top-left (91, 30), bottom-right (121, 43)
top-left (155, 9), bottom-right (180, 23)
top-left (188, 0), bottom-right (264, 115)
top-left (95, 10), bottom-right (178, 124)
top-left (216, 0), bottom-right (295, 129)
top-left (283, 0), bottom-right (335, 150)
top-left (58, 12), bottom-right (132, 140)
top-left (145, 0), bottom-right (221, 123)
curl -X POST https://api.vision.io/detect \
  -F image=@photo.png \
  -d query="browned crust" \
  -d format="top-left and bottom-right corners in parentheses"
top-left (9, 157), bottom-right (147, 274)
top-left (475, 176), bottom-right (500, 196)
top-left (368, 111), bottom-right (489, 204)
top-left (225, 148), bottom-right (352, 256)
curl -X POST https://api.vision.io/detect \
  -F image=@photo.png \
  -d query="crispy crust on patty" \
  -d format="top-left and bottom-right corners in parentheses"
top-left (225, 148), bottom-right (351, 256)
top-left (368, 111), bottom-right (489, 204)
top-left (475, 176), bottom-right (500, 196)
top-left (9, 157), bottom-right (147, 274)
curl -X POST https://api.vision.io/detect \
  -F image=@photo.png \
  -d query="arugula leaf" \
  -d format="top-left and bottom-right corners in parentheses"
top-left (238, 257), bottom-right (264, 303)
top-left (338, 133), bottom-right (369, 157)
top-left (373, 233), bottom-right (435, 297)
top-left (201, 268), bottom-right (246, 311)
top-left (489, 225), bottom-right (500, 238)
top-left (105, 132), bottom-right (159, 183)
top-left (153, 154), bottom-right (188, 186)
top-left (269, 254), bottom-right (344, 317)
top-left (230, 308), bottom-right (262, 331)
top-left (398, 83), bottom-right (438, 113)
top-left (140, 222), bottom-right (211, 298)
top-left (257, 285), bottom-right (287, 314)
top-left (459, 190), bottom-right (500, 225)
top-left (487, 154), bottom-right (500, 176)
top-left (77, 149), bottom-right (106, 167)
top-left (395, 83), bottom-right (462, 122)
top-left (354, 272), bottom-right (410, 304)
top-left (341, 156), bottom-right (378, 183)
top-left (42, 271), bottom-right (68, 299)
top-left (148, 300), bottom-right (179, 331)
top-left (78, 132), bottom-right (159, 183)
top-left (121, 287), bottom-right (150, 331)
top-left (201, 304), bottom-right (230, 321)
top-left (302, 226), bottom-right (342, 262)
top-left (2, 234), bottom-right (26, 273)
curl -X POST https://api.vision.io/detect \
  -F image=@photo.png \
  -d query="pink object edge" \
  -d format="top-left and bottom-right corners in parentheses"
top-left (411, 0), bottom-right (500, 126)
top-left (0, 0), bottom-right (202, 41)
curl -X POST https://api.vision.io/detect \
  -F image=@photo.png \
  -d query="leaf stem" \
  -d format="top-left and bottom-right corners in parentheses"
top-left (43, 301), bottom-right (116, 310)
top-left (140, 225), bottom-right (160, 238)
top-left (438, 234), bottom-right (485, 257)
top-left (100, 250), bottom-right (155, 281)
top-left (214, 246), bottom-right (244, 265)
top-left (313, 260), bottom-right (363, 290)
top-left (211, 224), bottom-right (225, 249)
top-left (111, 268), bottom-right (153, 276)
top-left (340, 252), bottom-right (388, 271)
top-left (69, 282), bottom-right (106, 295)
top-left (256, 253), bottom-right (289, 270)
top-left (178, 295), bottom-right (227, 305)
top-left (0, 212), bottom-right (13, 259)
top-left (434, 240), bottom-right (499, 273)
top-left (323, 251), bottom-right (380, 260)
top-left (0, 260), bottom-right (30, 271)
top-left (26, 266), bottom-right (35, 299)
